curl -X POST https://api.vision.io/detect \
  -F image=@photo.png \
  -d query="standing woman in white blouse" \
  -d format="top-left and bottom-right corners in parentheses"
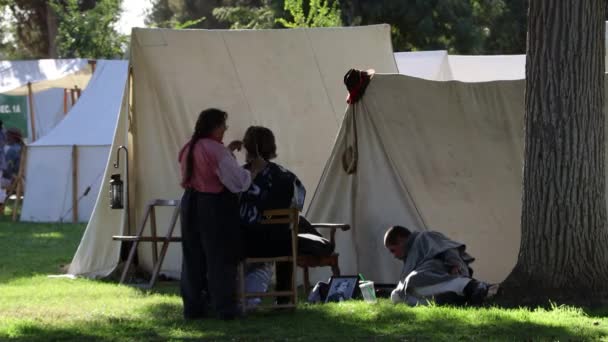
top-left (178, 108), bottom-right (251, 320)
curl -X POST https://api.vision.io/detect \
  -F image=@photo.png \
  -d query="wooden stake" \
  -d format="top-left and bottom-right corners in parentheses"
top-left (72, 145), bottom-right (78, 223)
top-left (70, 88), bottom-right (76, 106)
top-left (12, 146), bottom-right (27, 222)
top-left (88, 59), bottom-right (97, 74)
top-left (63, 89), bottom-right (68, 114)
top-left (27, 82), bottom-right (36, 142)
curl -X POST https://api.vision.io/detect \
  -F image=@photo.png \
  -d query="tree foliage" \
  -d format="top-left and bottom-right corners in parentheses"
top-left (0, 1), bottom-right (53, 58)
top-left (277, 0), bottom-right (341, 28)
top-left (340, 0), bottom-right (511, 53)
top-left (155, 0), bottom-right (531, 53)
top-left (0, 0), bottom-right (124, 58)
top-left (50, 0), bottom-right (126, 58)
top-left (213, 0), bottom-right (277, 29)
top-left (146, 0), bottom-right (225, 29)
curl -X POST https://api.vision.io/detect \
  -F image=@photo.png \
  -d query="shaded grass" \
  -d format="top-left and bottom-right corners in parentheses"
top-left (1, 221), bottom-right (608, 341)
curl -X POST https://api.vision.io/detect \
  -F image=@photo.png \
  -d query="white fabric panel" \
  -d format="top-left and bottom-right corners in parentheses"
top-left (20, 146), bottom-right (72, 222)
top-left (0, 59), bottom-right (92, 95)
top-left (447, 55), bottom-right (526, 82)
top-left (28, 88), bottom-right (67, 141)
top-left (308, 74), bottom-right (525, 284)
top-left (20, 145), bottom-right (108, 222)
top-left (69, 25), bottom-right (398, 278)
top-left (67, 88), bottom-right (128, 277)
top-left (395, 51), bottom-right (453, 81)
top-left (31, 61), bottom-right (128, 146)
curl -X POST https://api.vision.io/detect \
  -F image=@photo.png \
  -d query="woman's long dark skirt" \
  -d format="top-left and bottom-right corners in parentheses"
top-left (180, 189), bottom-right (242, 319)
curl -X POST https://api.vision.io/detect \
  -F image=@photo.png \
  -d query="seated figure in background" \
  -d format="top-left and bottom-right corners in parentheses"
top-left (0, 128), bottom-right (23, 206)
top-left (384, 225), bottom-right (498, 306)
top-left (1, 128), bottom-right (24, 188)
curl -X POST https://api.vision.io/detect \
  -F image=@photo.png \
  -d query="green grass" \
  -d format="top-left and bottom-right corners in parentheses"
top-left (1, 221), bottom-right (608, 341)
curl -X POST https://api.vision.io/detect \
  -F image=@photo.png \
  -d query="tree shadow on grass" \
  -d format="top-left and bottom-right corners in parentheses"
top-left (5, 301), bottom-right (605, 341)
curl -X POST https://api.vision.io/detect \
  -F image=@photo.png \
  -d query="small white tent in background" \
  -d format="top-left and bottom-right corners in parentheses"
top-left (395, 51), bottom-right (525, 82)
top-left (394, 50), bottom-right (453, 81)
top-left (20, 60), bottom-right (128, 222)
top-left (0, 59), bottom-right (91, 94)
top-left (0, 59), bottom-right (93, 141)
top-left (28, 88), bottom-right (69, 140)
top-left (68, 25), bottom-right (398, 278)
top-left (446, 55), bottom-right (526, 82)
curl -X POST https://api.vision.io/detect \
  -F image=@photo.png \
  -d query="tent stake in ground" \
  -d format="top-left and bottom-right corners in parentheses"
top-left (11, 147), bottom-right (27, 222)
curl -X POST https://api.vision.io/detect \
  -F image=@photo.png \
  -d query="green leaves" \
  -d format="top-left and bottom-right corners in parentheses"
top-left (51, 0), bottom-right (127, 58)
top-left (278, 0), bottom-right (342, 28)
top-left (213, 2), bottom-right (276, 30)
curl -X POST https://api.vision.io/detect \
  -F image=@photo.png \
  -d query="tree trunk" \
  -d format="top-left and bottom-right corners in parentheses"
top-left (500, 0), bottom-right (608, 306)
top-left (46, 2), bottom-right (58, 58)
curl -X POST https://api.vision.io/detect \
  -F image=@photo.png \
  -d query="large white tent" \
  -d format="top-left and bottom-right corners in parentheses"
top-left (68, 25), bottom-right (399, 278)
top-left (20, 60), bottom-right (128, 222)
top-left (307, 74), bottom-right (526, 284)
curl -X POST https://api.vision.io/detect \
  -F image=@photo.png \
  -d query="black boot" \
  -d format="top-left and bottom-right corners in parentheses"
top-left (463, 279), bottom-right (489, 306)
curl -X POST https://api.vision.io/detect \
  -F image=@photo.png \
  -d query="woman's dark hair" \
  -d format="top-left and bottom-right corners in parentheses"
top-left (183, 108), bottom-right (227, 184)
top-left (243, 126), bottom-right (277, 161)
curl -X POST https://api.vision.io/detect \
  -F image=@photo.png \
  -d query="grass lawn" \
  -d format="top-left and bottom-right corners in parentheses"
top-left (1, 221), bottom-right (608, 341)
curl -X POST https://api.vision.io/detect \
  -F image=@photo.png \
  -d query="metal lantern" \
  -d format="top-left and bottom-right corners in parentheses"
top-left (109, 174), bottom-right (124, 209)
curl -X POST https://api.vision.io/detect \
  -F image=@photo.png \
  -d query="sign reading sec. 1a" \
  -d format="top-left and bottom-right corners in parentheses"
top-left (0, 104), bottom-right (22, 113)
top-left (0, 94), bottom-right (28, 138)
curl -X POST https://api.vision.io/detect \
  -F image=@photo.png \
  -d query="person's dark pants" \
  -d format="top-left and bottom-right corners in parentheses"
top-left (243, 225), bottom-right (293, 303)
top-left (180, 189), bottom-right (241, 319)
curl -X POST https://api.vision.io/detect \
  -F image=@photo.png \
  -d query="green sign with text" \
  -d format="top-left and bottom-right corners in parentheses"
top-left (0, 94), bottom-right (28, 138)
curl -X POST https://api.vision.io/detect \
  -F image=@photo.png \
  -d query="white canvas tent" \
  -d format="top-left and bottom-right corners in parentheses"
top-left (308, 74), bottom-right (526, 284)
top-left (28, 88), bottom-right (70, 140)
top-left (68, 25), bottom-right (399, 278)
top-left (0, 59), bottom-right (93, 141)
top-left (0, 59), bottom-right (91, 95)
top-left (447, 55), bottom-right (526, 82)
top-left (394, 50), bottom-right (453, 81)
top-left (395, 51), bottom-right (525, 82)
top-left (20, 60), bottom-right (128, 222)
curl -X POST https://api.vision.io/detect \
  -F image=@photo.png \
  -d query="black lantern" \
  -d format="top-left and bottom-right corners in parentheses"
top-left (109, 174), bottom-right (124, 209)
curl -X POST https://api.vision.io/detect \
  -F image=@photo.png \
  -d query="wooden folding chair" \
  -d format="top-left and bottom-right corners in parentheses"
top-left (238, 208), bottom-right (299, 312)
top-left (297, 222), bottom-right (351, 295)
top-left (112, 199), bottom-right (182, 288)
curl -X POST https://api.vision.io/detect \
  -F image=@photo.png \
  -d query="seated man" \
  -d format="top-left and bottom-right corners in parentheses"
top-left (0, 128), bottom-right (23, 205)
top-left (1, 128), bottom-right (23, 188)
top-left (384, 225), bottom-right (496, 306)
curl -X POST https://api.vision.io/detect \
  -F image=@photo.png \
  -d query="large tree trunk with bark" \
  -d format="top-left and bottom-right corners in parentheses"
top-left (500, 0), bottom-right (608, 306)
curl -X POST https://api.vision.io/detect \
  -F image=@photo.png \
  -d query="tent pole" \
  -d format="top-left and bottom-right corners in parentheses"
top-left (88, 59), bottom-right (97, 74)
top-left (12, 147), bottom-right (27, 222)
top-left (70, 88), bottom-right (76, 106)
top-left (63, 89), bottom-right (68, 114)
top-left (27, 82), bottom-right (36, 142)
top-left (72, 145), bottom-right (78, 223)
